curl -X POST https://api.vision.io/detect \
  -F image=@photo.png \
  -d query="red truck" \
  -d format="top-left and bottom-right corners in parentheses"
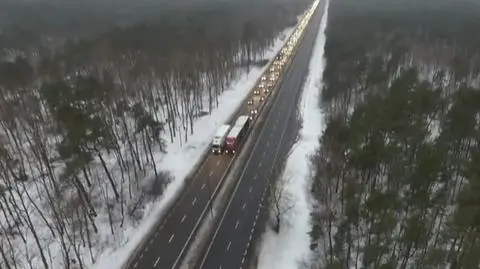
top-left (225, 115), bottom-right (250, 154)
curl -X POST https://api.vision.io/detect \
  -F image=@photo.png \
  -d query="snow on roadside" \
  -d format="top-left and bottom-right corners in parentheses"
top-left (257, 1), bottom-right (329, 268)
top-left (91, 26), bottom-right (294, 269)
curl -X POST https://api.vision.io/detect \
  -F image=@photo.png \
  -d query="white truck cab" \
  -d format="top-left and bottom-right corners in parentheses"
top-left (212, 124), bottom-right (231, 154)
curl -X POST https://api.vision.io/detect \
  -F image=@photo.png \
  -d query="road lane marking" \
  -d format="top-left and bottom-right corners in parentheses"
top-left (168, 234), bottom-right (175, 243)
top-left (154, 257), bottom-right (161, 267)
top-left (262, 151), bottom-right (266, 156)
top-left (201, 183), bottom-right (206, 190)
top-left (249, 186), bottom-right (252, 193)
top-left (267, 141), bottom-right (270, 146)
top-left (134, 262), bottom-right (138, 268)
top-left (259, 161), bottom-right (262, 167)
top-left (253, 174), bottom-right (257, 180)
top-left (226, 241), bottom-right (231, 251)
top-left (192, 197), bottom-right (197, 206)
top-left (209, 171), bottom-right (214, 177)
top-left (181, 215), bottom-right (186, 223)
top-left (242, 202), bottom-right (246, 210)
top-left (235, 220), bottom-right (239, 230)
top-left (216, 160), bottom-right (220, 166)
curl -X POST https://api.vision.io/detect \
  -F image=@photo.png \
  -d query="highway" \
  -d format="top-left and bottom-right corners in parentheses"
top-left (126, 8), bottom-right (307, 269)
top-left (195, 2), bottom-right (325, 269)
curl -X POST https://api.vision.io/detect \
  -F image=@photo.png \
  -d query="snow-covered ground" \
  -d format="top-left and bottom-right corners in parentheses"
top-left (257, 1), bottom-right (329, 268)
top-left (90, 27), bottom-right (295, 269)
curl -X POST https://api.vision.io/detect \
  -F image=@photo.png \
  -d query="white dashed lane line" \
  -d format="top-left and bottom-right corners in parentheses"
top-left (226, 241), bottom-right (232, 252)
top-left (235, 220), bottom-right (239, 230)
top-left (181, 214), bottom-right (186, 223)
top-left (168, 234), bottom-right (175, 243)
top-left (153, 257), bottom-right (160, 267)
top-left (192, 197), bottom-right (197, 206)
top-left (209, 171), bottom-right (214, 177)
top-left (242, 202), bottom-right (246, 210)
top-left (201, 183), bottom-right (206, 190)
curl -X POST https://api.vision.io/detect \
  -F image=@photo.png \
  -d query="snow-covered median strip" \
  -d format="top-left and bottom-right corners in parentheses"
top-left (257, 1), bottom-right (329, 268)
top-left (91, 27), bottom-right (294, 269)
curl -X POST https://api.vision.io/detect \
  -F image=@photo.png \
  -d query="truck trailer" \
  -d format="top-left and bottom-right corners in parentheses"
top-left (212, 124), bottom-right (231, 154)
top-left (225, 115), bottom-right (250, 154)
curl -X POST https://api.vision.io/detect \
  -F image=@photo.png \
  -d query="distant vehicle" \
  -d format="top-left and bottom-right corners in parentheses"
top-left (249, 108), bottom-right (258, 120)
top-left (225, 115), bottom-right (250, 154)
top-left (212, 124), bottom-right (231, 154)
top-left (249, 95), bottom-right (264, 106)
top-left (254, 88), bottom-right (260, 95)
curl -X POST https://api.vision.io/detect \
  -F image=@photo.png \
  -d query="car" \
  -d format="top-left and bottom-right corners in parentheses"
top-left (249, 109), bottom-right (258, 119)
top-left (267, 81), bottom-right (274, 88)
top-left (254, 89), bottom-right (260, 95)
top-left (261, 75), bottom-right (267, 82)
top-left (260, 96), bottom-right (265, 102)
top-left (248, 98), bottom-right (253, 105)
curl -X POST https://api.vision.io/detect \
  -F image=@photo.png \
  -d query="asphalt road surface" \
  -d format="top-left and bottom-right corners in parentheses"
top-left (127, 14), bottom-right (297, 269)
top-left (195, 3), bottom-right (324, 269)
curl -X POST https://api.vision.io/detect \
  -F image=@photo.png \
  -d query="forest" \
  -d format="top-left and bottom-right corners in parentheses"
top-left (0, 0), bottom-right (311, 268)
top-left (309, 0), bottom-right (480, 268)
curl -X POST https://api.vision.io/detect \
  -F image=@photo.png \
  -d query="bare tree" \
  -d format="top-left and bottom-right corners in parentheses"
top-left (268, 170), bottom-right (295, 234)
